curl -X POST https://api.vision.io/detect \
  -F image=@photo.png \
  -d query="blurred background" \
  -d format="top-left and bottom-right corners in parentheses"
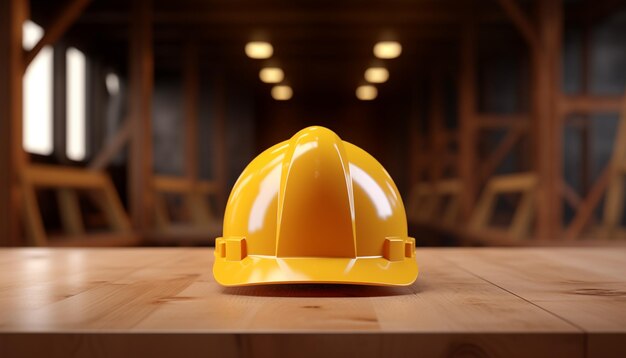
top-left (1, 0), bottom-right (626, 247)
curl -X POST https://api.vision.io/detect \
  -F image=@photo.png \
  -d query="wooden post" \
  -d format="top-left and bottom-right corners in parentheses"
top-left (409, 78), bottom-right (422, 186)
top-left (128, 0), bottom-right (154, 233)
top-left (494, 0), bottom-right (541, 50)
top-left (430, 70), bottom-right (445, 182)
top-left (458, 20), bottom-right (478, 222)
top-left (580, 22), bottom-right (592, 194)
top-left (184, 43), bottom-right (199, 185)
top-left (0, 0), bottom-right (27, 246)
top-left (214, 73), bottom-right (227, 210)
top-left (532, 0), bottom-right (563, 240)
top-left (601, 97), bottom-right (626, 237)
top-left (89, 117), bottom-right (132, 171)
top-left (183, 43), bottom-right (211, 225)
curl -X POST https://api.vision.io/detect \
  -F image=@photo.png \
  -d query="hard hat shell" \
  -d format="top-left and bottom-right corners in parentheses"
top-left (213, 126), bottom-right (418, 286)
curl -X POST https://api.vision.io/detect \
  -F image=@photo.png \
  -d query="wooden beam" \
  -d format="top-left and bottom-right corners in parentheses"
top-left (494, 0), bottom-right (541, 50)
top-left (458, 19), bottom-right (478, 222)
top-left (80, 5), bottom-right (502, 25)
top-left (56, 189), bottom-right (85, 235)
top-left (580, 23), bottom-right (592, 194)
top-left (213, 74), bottom-right (227, 210)
top-left (562, 182), bottom-right (582, 211)
top-left (409, 79), bottom-right (422, 185)
top-left (470, 173), bottom-right (537, 239)
top-left (475, 114), bottom-right (530, 129)
top-left (601, 94), bottom-right (626, 236)
top-left (184, 43), bottom-right (199, 183)
top-left (153, 176), bottom-right (194, 193)
top-left (23, 164), bottom-right (109, 189)
top-left (196, 181), bottom-right (220, 194)
top-left (429, 70), bottom-right (445, 182)
top-left (479, 127), bottom-right (525, 182)
top-left (532, 0), bottom-right (563, 241)
top-left (23, 0), bottom-right (91, 69)
top-left (564, 165), bottom-right (610, 240)
top-left (488, 173), bottom-right (537, 192)
top-left (95, 181), bottom-right (133, 233)
top-left (89, 117), bottom-right (132, 171)
top-left (182, 43), bottom-right (211, 227)
top-left (128, 0), bottom-right (154, 232)
top-left (21, 181), bottom-right (46, 246)
top-left (0, 0), bottom-right (27, 246)
top-left (560, 95), bottom-right (624, 114)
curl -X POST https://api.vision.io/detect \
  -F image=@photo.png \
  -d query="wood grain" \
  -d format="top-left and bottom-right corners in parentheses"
top-left (0, 248), bottom-right (624, 357)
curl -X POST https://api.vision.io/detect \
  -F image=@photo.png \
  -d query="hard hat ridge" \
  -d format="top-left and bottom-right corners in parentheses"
top-left (276, 126), bottom-right (357, 258)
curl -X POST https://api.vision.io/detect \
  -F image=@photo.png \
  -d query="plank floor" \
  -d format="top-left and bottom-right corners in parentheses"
top-left (0, 247), bottom-right (624, 357)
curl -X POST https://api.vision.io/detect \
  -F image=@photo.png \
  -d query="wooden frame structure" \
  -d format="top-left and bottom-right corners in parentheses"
top-left (20, 165), bottom-right (137, 246)
top-left (564, 92), bottom-right (626, 240)
top-left (2, 0), bottom-right (625, 247)
top-left (145, 42), bottom-right (225, 244)
top-left (150, 176), bottom-right (222, 244)
top-left (0, 0), bottom-right (227, 247)
top-left (407, 180), bottom-right (461, 227)
top-left (469, 173), bottom-right (537, 240)
top-left (408, 0), bottom-right (626, 245)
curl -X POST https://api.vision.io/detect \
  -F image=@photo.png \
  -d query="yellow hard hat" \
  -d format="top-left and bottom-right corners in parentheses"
top-left (213, 126), bottom-right (418, 286)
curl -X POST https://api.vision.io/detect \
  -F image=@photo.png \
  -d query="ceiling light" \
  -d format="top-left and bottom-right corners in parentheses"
top-left (259, 67), bottom-right (284, 83)
top-left (272, 85), bottom-right (292, 100)
top-left (364, 67), bottom-right (389, 83)
top-left (245, 41), bottom-right (273, 59)
top-left (373, 41), bottom-right (402, 59)
top-left (356, 85), bottom-right (377, 101)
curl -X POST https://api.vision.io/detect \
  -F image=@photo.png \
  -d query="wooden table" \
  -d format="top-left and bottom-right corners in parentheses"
top-left (1, 248), bottom-right (625, 358)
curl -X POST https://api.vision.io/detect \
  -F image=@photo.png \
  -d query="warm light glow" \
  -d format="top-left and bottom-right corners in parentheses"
top-left (272, 85), bottom-right (293, 100)
top-left (66, 47), bottom-right (86, 161)
top-left (356, 85), bottom-right (377, 100)
top-left (373, 41), bottom-right (402, 59)
top-left (364, 67), bottom-right (389, 83)
top-left (245, 41), bottom-right (273, 59)
top-left (259, 67), bottom-right (284, 83)
top-left (23, 20), bottom-right (42, 50)
top-left (105, 73), bottom-right (120, 96)
top-left (23, 20), bottom-right (53, 155)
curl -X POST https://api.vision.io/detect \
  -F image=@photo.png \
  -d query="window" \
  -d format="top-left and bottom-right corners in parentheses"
top-left (105, 72), bottom-right (120, 96)
top-left (22, 20), bottom-right (53, 155)
top-left (66, 47), bottom-right (86, 161)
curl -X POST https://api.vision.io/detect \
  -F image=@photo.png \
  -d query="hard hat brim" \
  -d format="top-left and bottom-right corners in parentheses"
top-left (213, 255), bottom-right (418, 287)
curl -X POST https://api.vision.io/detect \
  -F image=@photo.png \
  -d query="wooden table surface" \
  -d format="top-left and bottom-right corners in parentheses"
top-left (1, 247), bottom-right (625, 358)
